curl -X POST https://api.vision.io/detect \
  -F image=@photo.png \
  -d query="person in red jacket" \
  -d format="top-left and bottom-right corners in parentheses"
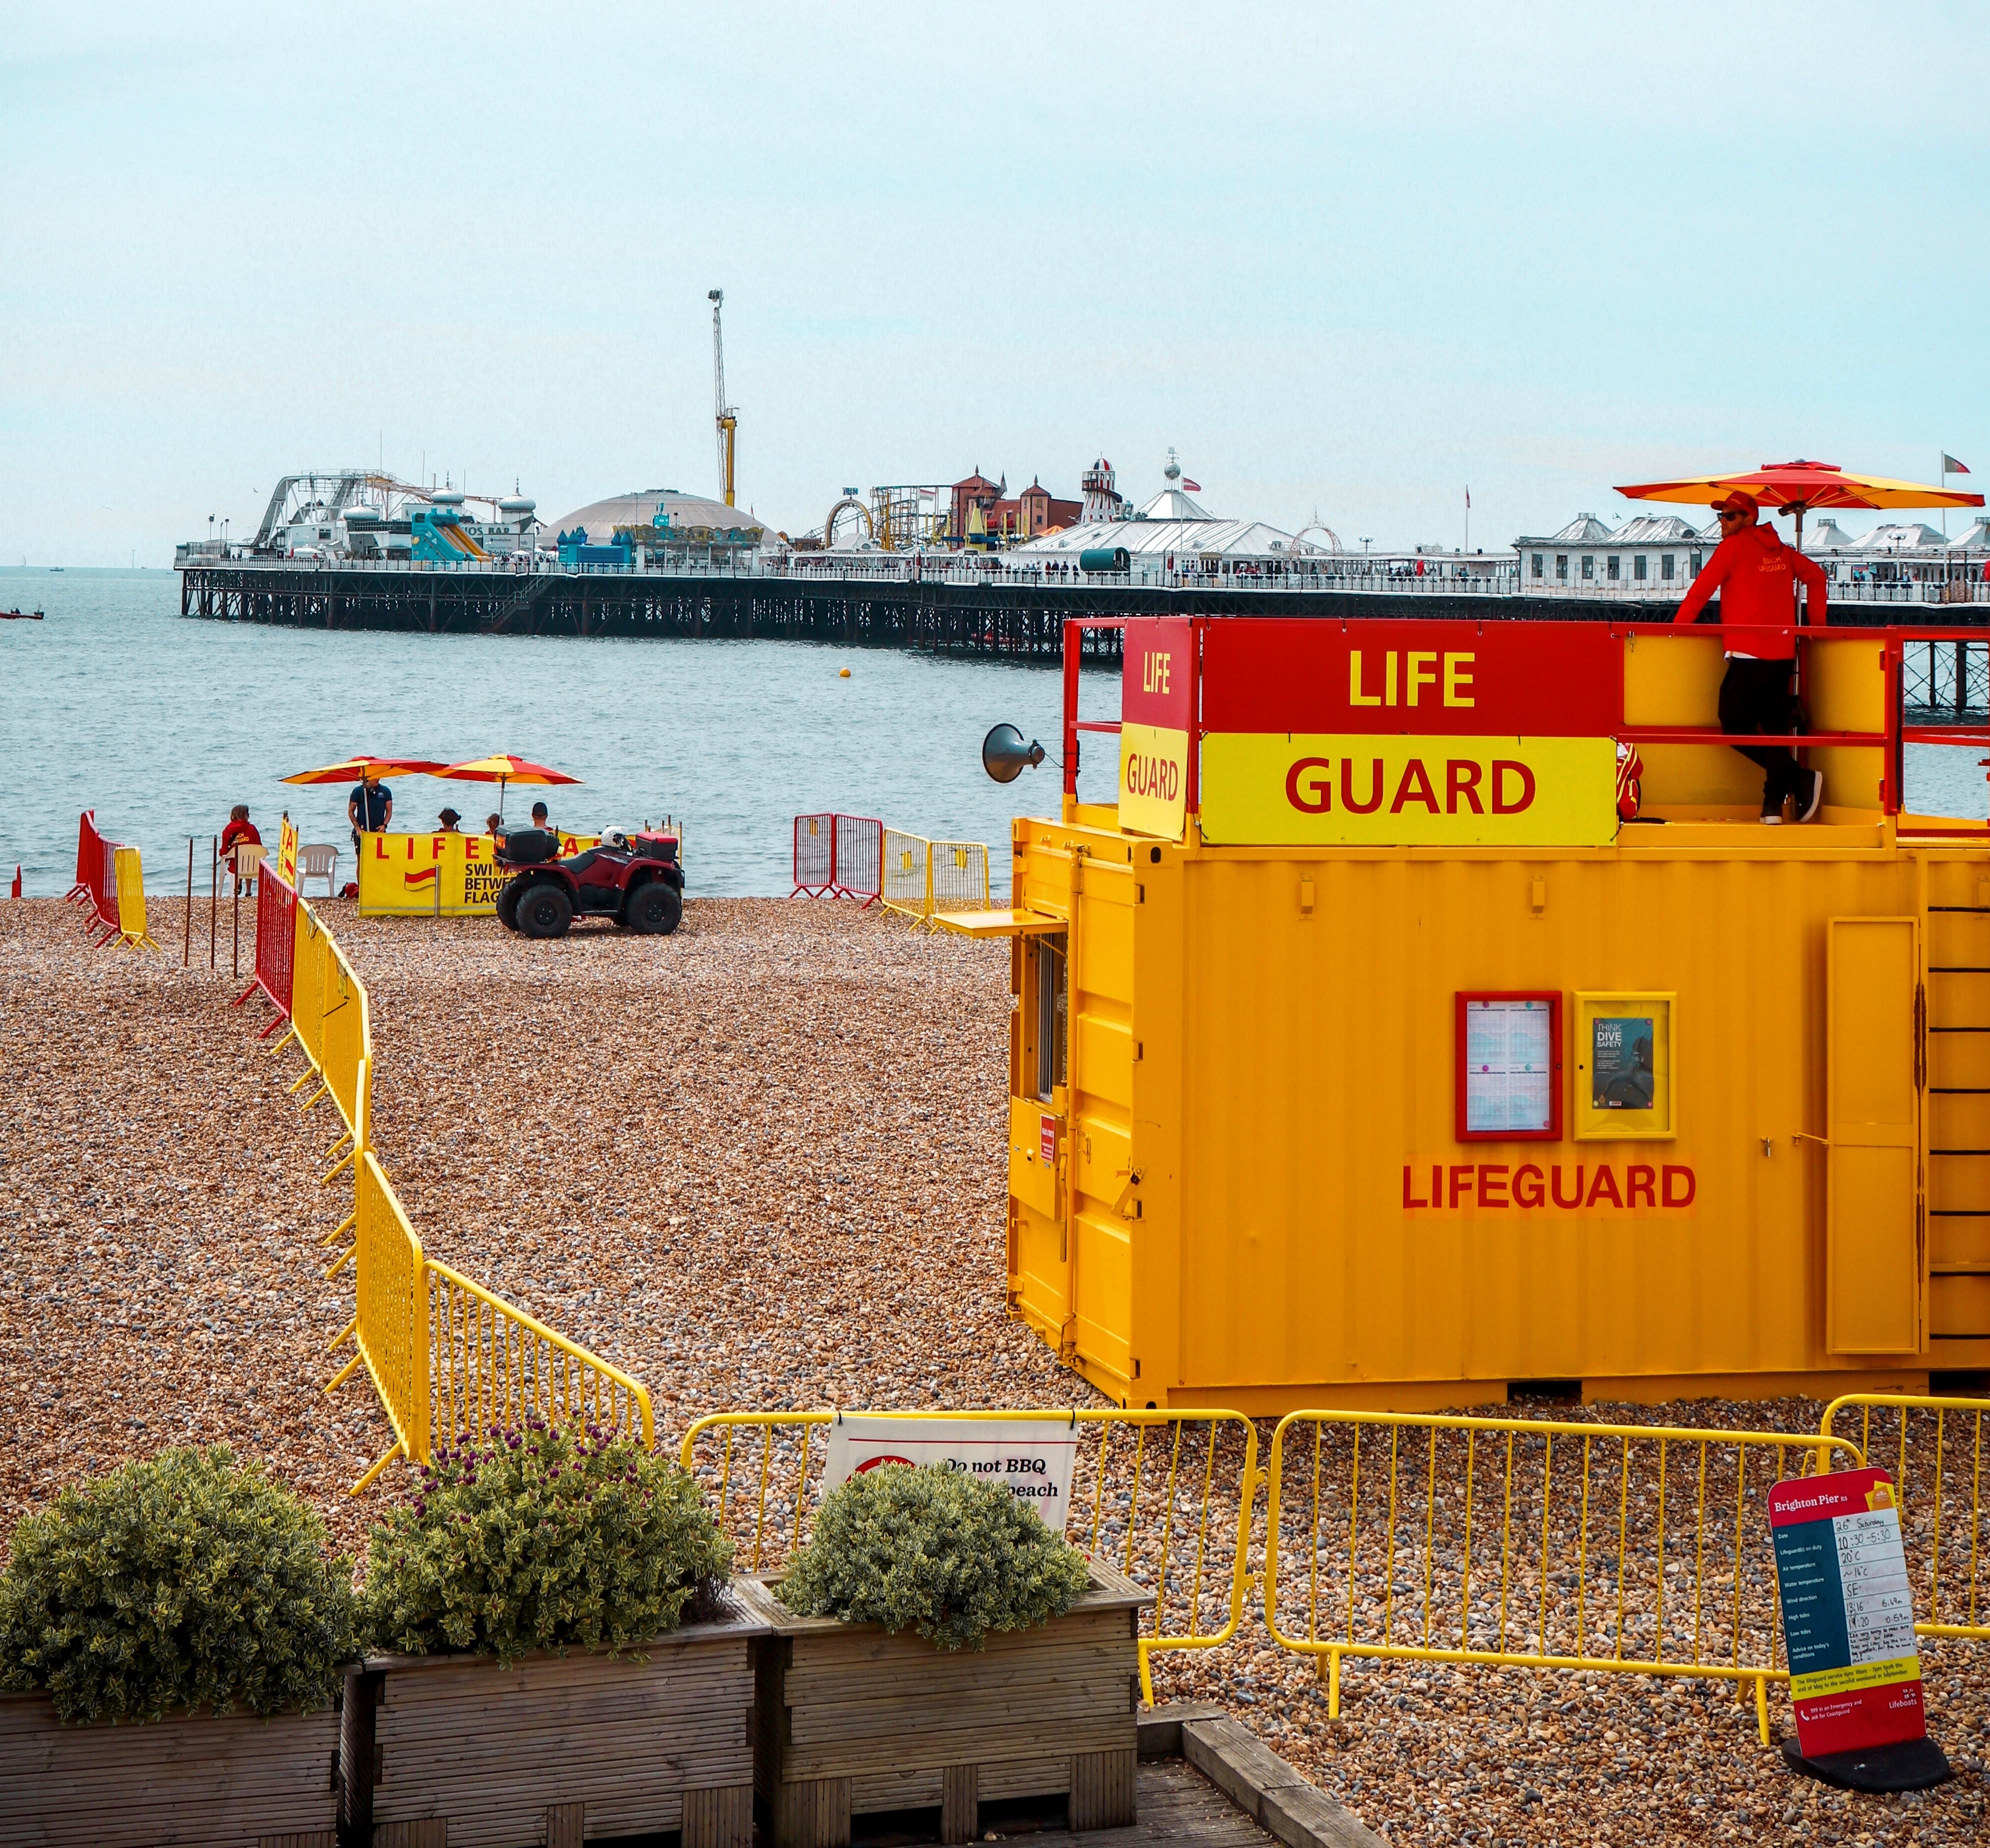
top-left (1672, 491), bottom-right (1829, 822)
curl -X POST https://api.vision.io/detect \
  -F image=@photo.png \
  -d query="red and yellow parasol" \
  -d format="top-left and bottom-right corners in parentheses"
top-left (433, 755), bottom-right (582, 819)
top-left (1615, 459), bottom-right (1982, 549)
top-left (281, 755), bottom-right (446, 785)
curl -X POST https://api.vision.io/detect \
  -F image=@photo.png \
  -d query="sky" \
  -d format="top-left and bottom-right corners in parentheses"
top-left (2, 1), bottom-right (1986, 565)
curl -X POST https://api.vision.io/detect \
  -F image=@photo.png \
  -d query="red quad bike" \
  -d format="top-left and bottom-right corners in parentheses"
top-left (494, 828), bottom-right (684, 939)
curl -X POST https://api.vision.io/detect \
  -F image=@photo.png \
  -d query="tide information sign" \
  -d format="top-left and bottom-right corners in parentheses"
top-left (1768, 1468), bottom-right (1926, 1760)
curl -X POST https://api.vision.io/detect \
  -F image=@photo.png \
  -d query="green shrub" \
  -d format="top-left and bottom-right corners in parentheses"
top-left (0, 1445), bottom-right (357, 1725)
top-left (780, 1463), bottom-right (1092, 1651)
top-left (360, 1419), bottom-right (731, 1664)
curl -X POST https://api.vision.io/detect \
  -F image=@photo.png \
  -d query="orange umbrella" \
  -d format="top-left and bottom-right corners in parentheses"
top-left (281, 755), bottom-right (446, 785)
top-left (433, 755), bottom-right (582, 819)
top-left (1615, 459), bottom-right (1983, 549)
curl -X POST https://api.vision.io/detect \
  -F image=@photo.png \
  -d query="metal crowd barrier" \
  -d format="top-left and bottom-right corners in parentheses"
top-left (233, 868), bottom-right (298, 1036)
top-left (879, 830), bottom-right (993, 924)
top-left (327, 1151), bottom-right (653, 1494)
top-left (680, 1408), bottom-right (1257, 1702)
top-left (1262, 1410), bottom-right (1864, 1743)
top-left (791, 812), bottom-right (882, 903)
top-left (1820, 1393), bottom-right (1990, 1642)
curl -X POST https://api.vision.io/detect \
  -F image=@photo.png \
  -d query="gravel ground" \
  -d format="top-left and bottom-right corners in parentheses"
top-left (4, 891), bottom-right (1987, 1844)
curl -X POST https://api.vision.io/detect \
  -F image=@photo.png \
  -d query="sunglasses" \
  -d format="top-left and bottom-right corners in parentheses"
top-left (1717, 508), bottom-right (1749, 520)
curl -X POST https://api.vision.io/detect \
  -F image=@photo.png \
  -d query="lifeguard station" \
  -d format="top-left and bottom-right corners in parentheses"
top-left (944, 615), bottom-right (1990, 1413)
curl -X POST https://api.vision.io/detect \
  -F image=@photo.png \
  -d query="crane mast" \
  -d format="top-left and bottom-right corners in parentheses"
top-left (708, 289), bottom-right (737, 508)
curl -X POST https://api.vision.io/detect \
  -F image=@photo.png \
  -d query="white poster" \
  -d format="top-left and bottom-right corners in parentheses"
top-left (821, 1415), bottom-right (1080, 1529)
top-left (1464, 997), bottom-right (1555, 1134)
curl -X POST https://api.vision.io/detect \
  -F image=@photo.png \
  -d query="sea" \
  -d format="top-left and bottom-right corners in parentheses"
top-left (0, 569), bottom-right (1121, 898)
top-left (2, 568), bottom-right (1983, 897)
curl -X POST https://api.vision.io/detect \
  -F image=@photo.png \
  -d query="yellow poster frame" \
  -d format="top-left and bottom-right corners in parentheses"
top-left (1572, 990), bottom-right (1676, 1140)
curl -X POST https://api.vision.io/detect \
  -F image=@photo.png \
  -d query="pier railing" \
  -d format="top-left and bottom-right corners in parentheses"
top-left (177, 545), bottom-right (1990, 605)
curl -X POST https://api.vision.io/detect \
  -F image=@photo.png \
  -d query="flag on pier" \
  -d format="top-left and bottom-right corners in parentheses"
top-left (1944, 454), bottom-right (1970, 475)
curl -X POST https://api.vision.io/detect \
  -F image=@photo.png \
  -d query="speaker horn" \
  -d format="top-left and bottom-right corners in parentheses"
top-left (982, 723), bottom-right (1046, 784)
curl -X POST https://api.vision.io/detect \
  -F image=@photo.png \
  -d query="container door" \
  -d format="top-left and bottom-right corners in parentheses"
top-left (1826, 916), bottom-right (1924, 1355)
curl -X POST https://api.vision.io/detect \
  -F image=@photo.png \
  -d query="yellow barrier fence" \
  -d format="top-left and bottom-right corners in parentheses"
top-left (107, 846), bottom-right (159, 952)
top-left (1262, 1410), bottom-right (1865, 1742)
top-left (427, 1259), bottom-right (653, 1461)
top-left (280, 898), bottom-right (371, 1169)
top-left (327, 1151), bottom-right (654, 1494)
top-left (929, 839), bottom-right (991, 914)
top-left (881, 828), bottom-right (931, 920)
top-left (879, 830), bottom-right (993, 924)
top-left (680, 1408), bottom-right (1257, 1702)
top-left (1820, 1393), bottom-right (1990, 1642)
top-left (330, 1152), bottom-right (430, 1491)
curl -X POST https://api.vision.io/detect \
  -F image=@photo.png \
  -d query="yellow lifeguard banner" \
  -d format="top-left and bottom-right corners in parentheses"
top-left (356, 831), bottom-right (599, 917)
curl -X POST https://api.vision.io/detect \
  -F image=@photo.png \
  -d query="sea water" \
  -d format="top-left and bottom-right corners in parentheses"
top-left (0, 569), bottom-right (1120, 897)
top-left (1, 568), bottom-right (1982, 897)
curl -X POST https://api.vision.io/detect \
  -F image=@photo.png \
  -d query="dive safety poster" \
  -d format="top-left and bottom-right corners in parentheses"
top-left (1769, 1469), bottom-right (1927, 1758)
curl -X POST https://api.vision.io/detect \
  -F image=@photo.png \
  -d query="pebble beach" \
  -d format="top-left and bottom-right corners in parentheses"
top-left (4, 891), bottom-right (1988, 1845)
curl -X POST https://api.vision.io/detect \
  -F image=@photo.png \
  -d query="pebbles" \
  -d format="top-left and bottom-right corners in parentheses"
top-left (4, 891), bottom-right (1988, 1841)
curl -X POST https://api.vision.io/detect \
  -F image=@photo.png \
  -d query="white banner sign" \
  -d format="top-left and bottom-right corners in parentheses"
top-left (821, 1416), bottom-right (1080, 1529)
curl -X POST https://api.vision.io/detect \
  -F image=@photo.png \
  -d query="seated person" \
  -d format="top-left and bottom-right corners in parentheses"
top-left (437, 807), bottom-right (462, 834)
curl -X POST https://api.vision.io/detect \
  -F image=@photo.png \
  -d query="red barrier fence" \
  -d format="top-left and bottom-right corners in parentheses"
top-left (65, 810), bottom-right (95, 904)
top-left (789, 812), bottom-right (882, 904)
top-left (75, 814), bottom-right (122, 942)
top-left (235, 868), bottom-right (298, 1033)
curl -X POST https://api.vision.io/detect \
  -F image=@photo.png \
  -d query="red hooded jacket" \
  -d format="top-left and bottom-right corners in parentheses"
top-left (1671, 520), bottom-right (1826, 659)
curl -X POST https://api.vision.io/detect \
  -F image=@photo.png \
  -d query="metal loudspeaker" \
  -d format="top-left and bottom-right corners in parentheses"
top-left (982, 724), bottom-right (1046, 784)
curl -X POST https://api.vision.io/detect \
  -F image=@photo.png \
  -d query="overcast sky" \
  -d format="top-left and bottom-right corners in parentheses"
top-left (3, 2), bottom-right (1985, 565)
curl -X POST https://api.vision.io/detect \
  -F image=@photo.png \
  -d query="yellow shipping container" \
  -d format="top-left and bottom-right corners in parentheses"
top-left (958, 621), bottom-right (1990, 1413)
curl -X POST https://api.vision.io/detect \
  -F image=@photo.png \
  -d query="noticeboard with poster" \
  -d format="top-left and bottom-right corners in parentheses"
top-left (1455, 992), bottom-right (1562, 1141)
top-left (1572, 991), bottom-right (1675, 1139)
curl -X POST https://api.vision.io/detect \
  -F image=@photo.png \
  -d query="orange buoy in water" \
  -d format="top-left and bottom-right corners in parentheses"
top-left (839, 667), bottom-right (851, 678)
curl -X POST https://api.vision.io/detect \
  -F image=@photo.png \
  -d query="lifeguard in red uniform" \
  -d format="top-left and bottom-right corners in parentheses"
top-left (1672, 490), bottom-right (1829, 822)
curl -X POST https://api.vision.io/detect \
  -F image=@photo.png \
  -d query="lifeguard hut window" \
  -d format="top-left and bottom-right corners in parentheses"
top-left (1027, 936), bottom-right (1068, 1102)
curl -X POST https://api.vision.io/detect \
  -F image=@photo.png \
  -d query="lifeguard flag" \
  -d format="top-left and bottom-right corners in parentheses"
top-left (1944, 454), bottom-right (1970, 474)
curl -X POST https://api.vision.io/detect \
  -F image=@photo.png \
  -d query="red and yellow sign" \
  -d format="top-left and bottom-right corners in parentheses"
top-left (277, 816), bottom-right (299, 884)
top-left (1402, 1157), bottom-right (1696, 1213)
top-left (1119, 616), bottom-right (1195, 839)
top-left (1199, 733), bottom-right (1618, 846)
top-left (1202, 618), bottom-right (1622, 736)
top-left (356, 831), bottom-right (599, 917)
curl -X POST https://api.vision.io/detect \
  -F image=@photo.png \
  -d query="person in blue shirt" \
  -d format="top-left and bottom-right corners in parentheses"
top-left (347, 774), bottom-right (393, 855)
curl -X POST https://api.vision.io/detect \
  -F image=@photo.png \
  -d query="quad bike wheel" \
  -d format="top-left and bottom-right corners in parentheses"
top-left (624, 877), bottom-right (683, 936)
top-left (515, 881), bottom-right (574, 940)
top-left (495, 875), bottom-right (525, 931)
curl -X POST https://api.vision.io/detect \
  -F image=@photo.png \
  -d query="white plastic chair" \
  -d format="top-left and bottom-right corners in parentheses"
top-left (298, 843), bottom-right (338, 896)
top-left (225, 842), bottom-right (266, 896)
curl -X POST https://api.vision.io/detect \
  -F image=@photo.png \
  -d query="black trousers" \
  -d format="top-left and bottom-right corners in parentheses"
top-left (1718, 657), bottom-right (1804, 806)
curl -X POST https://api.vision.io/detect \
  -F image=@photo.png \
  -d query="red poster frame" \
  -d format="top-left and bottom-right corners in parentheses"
top-left (1456, 991), bottom-right (1564, 1143)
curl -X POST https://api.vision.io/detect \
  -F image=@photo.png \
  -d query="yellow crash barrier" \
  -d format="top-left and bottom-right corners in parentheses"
top-left (680, 1408), bottom-right (1257, 1703)
top-left (1821, 1393), bottom-right (1990, 1642)
top-left (330, 1151), bottom-right (653, 1494)
top-left (1262, 1410), bottom-right (1865, 1743)
top-left (108, 846), bottom-right (159, 951)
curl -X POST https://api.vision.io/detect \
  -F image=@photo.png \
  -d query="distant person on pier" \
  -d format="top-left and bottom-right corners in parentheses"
top-left (1671, 490), bottom-right (1827, 823)
top-left (347, 772), bottom-right (393, 855)
top-left (436, 808), bottom-right (461, 833)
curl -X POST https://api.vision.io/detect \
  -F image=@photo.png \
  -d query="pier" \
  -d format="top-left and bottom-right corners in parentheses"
top-left (176, 557), bottom-right (1988, 661)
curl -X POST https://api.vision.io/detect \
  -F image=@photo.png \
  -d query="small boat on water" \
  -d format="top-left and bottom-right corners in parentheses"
top-left (1, 608), bottom-right (45, 620)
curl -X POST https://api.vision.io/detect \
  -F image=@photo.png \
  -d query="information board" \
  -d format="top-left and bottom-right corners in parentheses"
top-left (1769, 1468), bottom-right (1926, 1759)
top-left (822, 1415), bottom-right (1079, 1530)
top-left (1572, 991), bottom-right (1676, 1139)
top-left (1455, 992), bottom-right (1562, 1141)
top-left (1119, 616), bottom-right (1195, 839)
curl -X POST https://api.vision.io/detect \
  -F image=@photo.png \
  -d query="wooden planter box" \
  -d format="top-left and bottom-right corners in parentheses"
top-left (339, 1592), bottom-right (767, 1848)
top-left (738, 1563), bottom-right (1150, 1848)
top-left (0, 1691), bottom-right (338, 1848)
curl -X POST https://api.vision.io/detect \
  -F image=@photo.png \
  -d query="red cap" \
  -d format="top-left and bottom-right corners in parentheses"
top-left (1714, 490), bottom-right (1759, 515)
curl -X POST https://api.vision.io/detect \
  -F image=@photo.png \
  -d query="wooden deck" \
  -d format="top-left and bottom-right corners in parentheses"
top-left (963, 1758), bottom-right (1274, 1847)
